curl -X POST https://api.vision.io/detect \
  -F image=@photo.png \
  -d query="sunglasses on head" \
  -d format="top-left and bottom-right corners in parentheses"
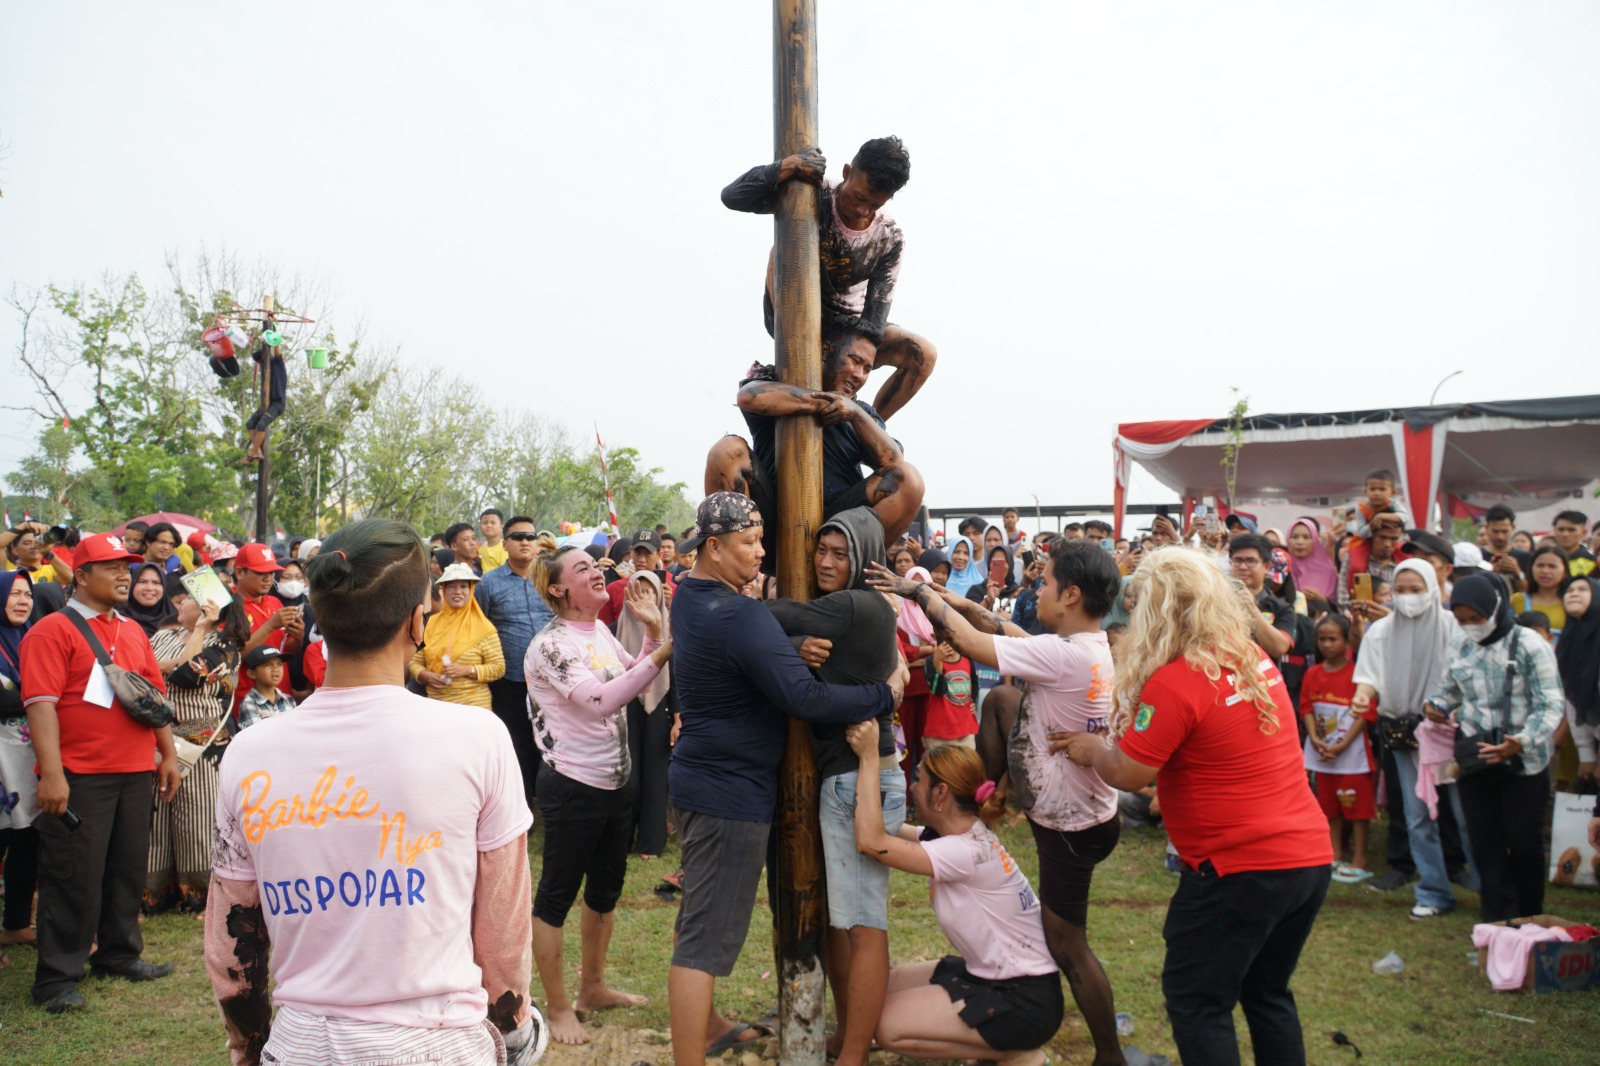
top-left (505, 532), bottom-right (540, 542)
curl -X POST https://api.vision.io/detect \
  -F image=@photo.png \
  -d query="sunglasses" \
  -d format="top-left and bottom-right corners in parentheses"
top-left (505, 532), bottom-right (540, 542)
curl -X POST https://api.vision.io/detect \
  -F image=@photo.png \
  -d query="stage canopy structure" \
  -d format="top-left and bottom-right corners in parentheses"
top-left (1113, 394), bottom-right (1600, 536)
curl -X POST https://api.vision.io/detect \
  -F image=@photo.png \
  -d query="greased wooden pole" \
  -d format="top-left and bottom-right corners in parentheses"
top-left (772, 0), bottom-right (825, 1062)
top-left (254, 294), bottom-right (275, 543)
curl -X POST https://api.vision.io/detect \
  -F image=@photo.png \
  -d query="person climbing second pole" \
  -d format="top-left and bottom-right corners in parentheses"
top-left (244, 321), bottom-right (287, 464)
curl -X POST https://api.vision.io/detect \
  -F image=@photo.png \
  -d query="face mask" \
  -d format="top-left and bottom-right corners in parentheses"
top-left (1394, 593), bottom-right (1432, 619)
top-left (276, 580), bottom-right (306, 599)
top-left (1462, 620), bottom-right (1496, 644)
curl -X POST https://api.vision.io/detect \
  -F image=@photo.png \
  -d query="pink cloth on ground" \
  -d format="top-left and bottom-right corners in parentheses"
top-left (1473, 922), bottom-right (1572, 991)
top-left (1414, 718), bottom-right (1458, 819)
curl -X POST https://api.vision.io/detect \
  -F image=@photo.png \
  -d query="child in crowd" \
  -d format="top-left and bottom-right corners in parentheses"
top-left (1300, 614), bottom-right (1376, 884)
top-left (1373, 578), bottom-right (1392, 606)
top-left (1517, 611), bottom-right (1554, 643)
top-left (1348, 468), bottom-right (1411, 540)
top-left (237, 646), bottom-right (295, 730)
top-left (1105, 621), bottom-right (1128, 648)
top-left (922, 640), bottom-right (977, 748)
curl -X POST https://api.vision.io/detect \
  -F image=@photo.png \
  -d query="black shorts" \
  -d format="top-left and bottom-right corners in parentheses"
top-left (532, 766), bottom-right (634, 926)
top-left (1028, 814), bottom-right (1121, 927)
top-left (931, 955), bottom-right (1064, 1052)
top-left (245, 398), bottom-right (286, 431)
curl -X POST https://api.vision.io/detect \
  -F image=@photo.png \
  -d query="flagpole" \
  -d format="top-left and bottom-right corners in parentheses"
top-left (595, 424), bottom-right (620, 534)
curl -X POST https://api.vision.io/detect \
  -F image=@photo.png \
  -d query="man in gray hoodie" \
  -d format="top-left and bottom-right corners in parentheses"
top-left (766, 506), bottom-right (903, 1066)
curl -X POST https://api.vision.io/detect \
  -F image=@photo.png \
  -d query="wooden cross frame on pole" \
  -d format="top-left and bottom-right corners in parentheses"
top-left (772, 1), bottom-right (827, 1063)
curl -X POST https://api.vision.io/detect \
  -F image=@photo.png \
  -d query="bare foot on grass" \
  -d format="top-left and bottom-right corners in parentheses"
top-left (575, 986), bottom-right (648, 1012)
top-left (546, 1006), bottom-right (589, 1045)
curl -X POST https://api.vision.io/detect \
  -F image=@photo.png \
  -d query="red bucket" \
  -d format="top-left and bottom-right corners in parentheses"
top-left (202, 326), bottom-right (235, 359)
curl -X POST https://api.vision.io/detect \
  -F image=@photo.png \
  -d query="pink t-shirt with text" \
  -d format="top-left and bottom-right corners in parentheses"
top-left (921, 821), bottom-right (1058, 981)
top-left (211, 684), bottom-right (532, 1029)
top-left (994, 632), bottom-right (1118, 832)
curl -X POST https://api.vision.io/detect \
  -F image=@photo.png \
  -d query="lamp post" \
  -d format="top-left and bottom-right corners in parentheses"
top-left (1429, 371), bottom-right (1462, 406)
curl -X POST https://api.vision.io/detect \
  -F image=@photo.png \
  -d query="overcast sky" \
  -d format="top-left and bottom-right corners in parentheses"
top-left (3, 2), bottom-right (1597, 521)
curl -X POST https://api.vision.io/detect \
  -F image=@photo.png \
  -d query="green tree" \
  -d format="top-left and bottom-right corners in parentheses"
top-left (5, 423), bottom-right (111, 525)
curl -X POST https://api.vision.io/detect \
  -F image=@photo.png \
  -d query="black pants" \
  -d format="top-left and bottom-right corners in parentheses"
top-left (532, 765), bottom-right (634, 927)
top-left (33, 771), bottom-right (155, 999)
top-left (626, 696), bottom-right (672, 855)
top-left (1, 825), bottom-right (40, 931)
top-left (1456, 770), bottom-right (1550, 923)
top-left (489, 677), bottom-right (540, 810)
top-left (1162, 862), bottom-right (1331, 1066)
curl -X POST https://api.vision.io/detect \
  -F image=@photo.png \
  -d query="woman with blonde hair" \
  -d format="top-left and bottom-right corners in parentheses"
top-left (846, 719), bottom-right (1062, 1066)
top-left (1052, 549), bottom-right (1331, 1066)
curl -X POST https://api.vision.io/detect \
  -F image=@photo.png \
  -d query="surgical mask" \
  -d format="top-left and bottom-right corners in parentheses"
top-left (276, 580), bottom-right (306, 599)
top-left (1462, 620), bottom-right (1496, 644)
top-left (1394, 593), bottom-right (1432, 619)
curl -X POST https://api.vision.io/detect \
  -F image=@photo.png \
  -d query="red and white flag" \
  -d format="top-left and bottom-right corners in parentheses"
top-left (595, 425), bottom-right (619, 534)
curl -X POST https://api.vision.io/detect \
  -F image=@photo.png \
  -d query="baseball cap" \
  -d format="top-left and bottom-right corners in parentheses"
top-left (244, 646), bottom-right (285, 670)
top-left (1403, 530), bottom-right (1453, 561)
top-left (632, 529), bottom-right (662, 552)
top-left (235, 543), bottom-right (284, 573)
top-left (677, 492), bottom-right (763, 554)
top-left (1225, 513), bottom-right (1259, 533)
top-left (1452, 542), bottom-right (1493, 571)
top-left (72, 533), bottom-right (146, 567)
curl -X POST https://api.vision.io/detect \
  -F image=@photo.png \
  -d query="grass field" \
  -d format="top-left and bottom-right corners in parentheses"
top-left (2, 815), bottom-right (1597, 1065)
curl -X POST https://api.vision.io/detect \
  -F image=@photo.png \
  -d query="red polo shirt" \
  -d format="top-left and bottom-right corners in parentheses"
top-left (20, 602), bottom-right (166, 774)
top-left (1118, 655), bottom-right (1332, 876)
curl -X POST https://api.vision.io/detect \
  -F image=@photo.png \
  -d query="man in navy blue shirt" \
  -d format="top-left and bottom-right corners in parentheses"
top-left (704, 328), bottom-right (925, 576)
top-left (666, 492), bottom-right (904, 1064)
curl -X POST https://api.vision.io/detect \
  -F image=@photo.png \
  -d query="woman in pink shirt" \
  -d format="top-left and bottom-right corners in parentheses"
top-left (847, 720), bottom-right (1062, 1066)
top-left (525, 546), bottom-right (672, 1046)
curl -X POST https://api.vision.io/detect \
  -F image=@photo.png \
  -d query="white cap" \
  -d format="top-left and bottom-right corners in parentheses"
top-left (1452, 542), bottom-right (1493, 571)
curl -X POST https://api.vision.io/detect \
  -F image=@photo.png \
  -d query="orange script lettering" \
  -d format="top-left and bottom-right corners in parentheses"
top-left (239, 767), bottom-right (381, 844)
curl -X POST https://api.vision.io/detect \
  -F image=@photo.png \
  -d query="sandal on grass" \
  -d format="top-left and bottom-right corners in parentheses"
top-left (1332, 865), bottom-right (1374, 884)
top-left (706, 1023), bottom-right (765, 1056)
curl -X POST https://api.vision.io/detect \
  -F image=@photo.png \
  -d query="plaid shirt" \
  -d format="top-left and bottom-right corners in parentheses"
top-left (237, 688), bottom-right (296, 731)
top-left (1427, 626), bottom-right (1565, 775)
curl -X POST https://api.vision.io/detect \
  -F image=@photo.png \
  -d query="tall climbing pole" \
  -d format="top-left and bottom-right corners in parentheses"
top-left (772, 1), bottom-right (826, 1063)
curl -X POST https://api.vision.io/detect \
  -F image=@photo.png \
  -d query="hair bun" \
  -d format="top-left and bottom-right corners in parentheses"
top-left (307, 546), bottom-right (355, 593)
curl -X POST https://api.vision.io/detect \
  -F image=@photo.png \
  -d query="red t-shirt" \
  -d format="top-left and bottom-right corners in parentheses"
top-left (1118, 655), bottom-right (1332, 876)
top-left (235, 593), bottom-right (286, 707)
top-left (19, 605), bottom-right (167, 774)
top-left (923, 656), bottom-right (977, 740)
top-left (1298, 659), bottom-right (1375, 772)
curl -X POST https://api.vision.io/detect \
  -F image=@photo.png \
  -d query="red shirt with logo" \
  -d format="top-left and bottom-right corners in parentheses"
top-left (20, 604), bottom-right (167, 774)
top-left (235, 593), bottom-right (286, 707)
top-left (1118, 655), bottom-right (1332, 875)
top-left (923, 655), bottom-right (977, 740)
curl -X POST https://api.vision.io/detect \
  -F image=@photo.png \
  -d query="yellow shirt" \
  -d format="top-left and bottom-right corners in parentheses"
top-left (478, 541), bottom-right (508, 574)
top-left (1511, 592), bottom-right (1566, 635)
top-left (3, 558), bottom-right (57, 583)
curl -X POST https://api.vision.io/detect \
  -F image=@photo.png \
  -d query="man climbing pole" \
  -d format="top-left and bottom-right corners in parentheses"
top-left (721, 136), bottom-right (936, 421)
top-left (243, 321), bottom-right (286, 464)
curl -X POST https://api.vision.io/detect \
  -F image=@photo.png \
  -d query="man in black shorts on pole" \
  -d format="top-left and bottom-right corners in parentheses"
top-left (703, 326), bottom-right (925, 575)
top-left (666, 492), bottom-right (903, 1066)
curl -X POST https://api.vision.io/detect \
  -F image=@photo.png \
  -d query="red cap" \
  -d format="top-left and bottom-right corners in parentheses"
top-left (186, 530), bottom-right (209, 549)
top-left (235, 543), bottom-right (284, 573)
top-left (73, 533), bottom-right (146, 566)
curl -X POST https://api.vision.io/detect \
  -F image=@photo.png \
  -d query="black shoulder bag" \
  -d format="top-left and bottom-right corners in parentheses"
top-left (64, 611), bottom-right (177, 729)
top-left (1452, 628), bottom-right (1523, 781)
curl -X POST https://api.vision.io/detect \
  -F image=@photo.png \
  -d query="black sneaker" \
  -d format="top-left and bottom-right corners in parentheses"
top-left (90, 960), bottom-right (174, 982)
top-left (1366, 868), bottom-right (1411, 892)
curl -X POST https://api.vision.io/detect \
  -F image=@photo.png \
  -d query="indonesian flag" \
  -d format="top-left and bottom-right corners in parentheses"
top-left (595, 425), bottom-right (619, 534)
top-left (3, 506), bottom-right (10, 528)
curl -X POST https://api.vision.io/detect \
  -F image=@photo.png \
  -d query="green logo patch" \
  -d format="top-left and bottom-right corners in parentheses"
top-left (1134, 702), bottom-right (1156, 732)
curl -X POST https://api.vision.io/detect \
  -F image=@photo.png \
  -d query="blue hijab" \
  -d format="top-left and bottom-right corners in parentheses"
top-left (0, 570), bottom-right (33, 686)
top-left (945, 535), bottom-right (986, 598)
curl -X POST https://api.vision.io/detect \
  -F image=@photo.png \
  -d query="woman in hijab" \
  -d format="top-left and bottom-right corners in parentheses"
top-left (126, 561), bottom-right (173, 637)
top-left (1100, 576), bottom-right (1134, 632)
top-left (1286, 518), bottom-right (1338, 602)
top-left (945, 535), bottom-right (985, 598)
top-left (407, 563), bottom-right (505, 709)
top-left (1556, 577), bottom-right (1600, 789)
top-left (618, 569), bottom-right (673, 857)
top-left (1352, 559), bottom-right (1476, 920)
top-left (0, 571), bottom-right (40, 946)
top-left (916, 547), bottom-right (950, 588)
top-left (967, 544), bottom-right (1019, 610)
top-left (1425, 573), bottom-right (1565, 922)
top-left (894, 565), bottom-right (938, 783)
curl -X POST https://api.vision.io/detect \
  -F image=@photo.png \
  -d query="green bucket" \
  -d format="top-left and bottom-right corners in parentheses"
top-left (261, 329), bottom-right (283, 347)
top-left (307, 347), bottom-right (329, 369)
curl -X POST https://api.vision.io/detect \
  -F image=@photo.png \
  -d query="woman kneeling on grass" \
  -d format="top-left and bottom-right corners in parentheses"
top-left (846, 719), bottom-right (1063, 1066)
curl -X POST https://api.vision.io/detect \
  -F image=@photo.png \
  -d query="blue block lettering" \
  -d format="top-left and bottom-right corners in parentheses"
top-left (262, 880), bottom-right (280, 915)
top-left (406, 867), bottom-right (426, 904)
top-left (315, 876), bottom-right (335, 911)
top-left (379, 868), bottom-right (402, 906)
top-left (278, 880), bottom-right (298, 915)
top-left (339, 871), bottom-right (361, 906)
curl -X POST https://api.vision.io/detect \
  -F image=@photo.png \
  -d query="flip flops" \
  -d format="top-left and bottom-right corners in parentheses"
top-left (705, 1023), bottom-right (766, 1056)
top-left (1331, 863), bottom-right (1374, 884)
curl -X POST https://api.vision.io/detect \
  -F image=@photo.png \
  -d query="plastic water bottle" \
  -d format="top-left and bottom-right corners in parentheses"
top-left (1372, 951), bottom-right (1404, 975)
top-left (1116, 1012), bottom-right (1135, 1037)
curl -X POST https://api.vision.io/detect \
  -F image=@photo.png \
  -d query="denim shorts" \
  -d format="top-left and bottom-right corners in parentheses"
top-left (819, 768), bottom-right (906, 931)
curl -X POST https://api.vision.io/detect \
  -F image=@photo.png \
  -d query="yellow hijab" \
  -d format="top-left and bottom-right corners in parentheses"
top-left (422, 585), bottom-right (497, 674)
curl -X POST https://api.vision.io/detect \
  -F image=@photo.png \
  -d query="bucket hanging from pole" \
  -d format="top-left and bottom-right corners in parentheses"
top-left (306, 347), bottom-right (329, 369)
top-left (202, 326), bottom-right (235, 359)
